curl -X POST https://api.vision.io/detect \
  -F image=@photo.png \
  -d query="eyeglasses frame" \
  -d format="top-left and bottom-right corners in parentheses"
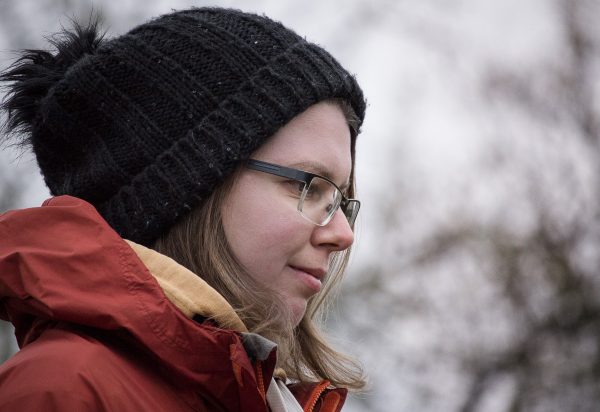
top-left (245, 159), bottom-right (360, 228)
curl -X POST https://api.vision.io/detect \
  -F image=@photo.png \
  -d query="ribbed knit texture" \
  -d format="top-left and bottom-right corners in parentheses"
top-left (30, 7), bottom-right (365, 245)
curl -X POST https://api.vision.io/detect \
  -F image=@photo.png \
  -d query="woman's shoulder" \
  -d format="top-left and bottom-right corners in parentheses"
top-left (0, 325), bottom-right (196, 411)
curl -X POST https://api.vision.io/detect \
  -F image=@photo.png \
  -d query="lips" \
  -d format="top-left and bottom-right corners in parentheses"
top-left (290, 266), bottom-right (326, 281)
top-left (288, 265), bottom-right (326, 293)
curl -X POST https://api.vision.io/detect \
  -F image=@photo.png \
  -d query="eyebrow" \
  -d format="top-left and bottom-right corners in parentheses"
top-left (287, 161), bottom-right (351, 191)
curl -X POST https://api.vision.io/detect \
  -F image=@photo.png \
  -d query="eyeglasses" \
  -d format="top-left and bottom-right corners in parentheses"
top-left (246, 159), bottom-right (360, 228)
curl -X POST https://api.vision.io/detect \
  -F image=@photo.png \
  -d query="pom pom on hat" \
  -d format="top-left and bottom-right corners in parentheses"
top-left (1, 18), bottom-right (105, 147)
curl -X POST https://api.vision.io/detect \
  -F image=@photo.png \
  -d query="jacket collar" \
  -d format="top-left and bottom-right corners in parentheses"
top-left (124, 239), bottom-right (247, 332)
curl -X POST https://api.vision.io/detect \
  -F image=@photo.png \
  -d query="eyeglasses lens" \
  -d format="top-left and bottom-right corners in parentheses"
top-left (298, 176), bottom-right (342, 226)
top-left (343, 200), bottom-right (360, 228)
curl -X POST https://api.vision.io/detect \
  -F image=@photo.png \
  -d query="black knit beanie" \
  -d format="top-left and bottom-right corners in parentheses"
top-left (0, 7), bottom-right (365, 246)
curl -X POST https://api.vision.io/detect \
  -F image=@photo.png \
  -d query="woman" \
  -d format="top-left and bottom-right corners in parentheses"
top-left (0, 7), bottom-right (366, 412)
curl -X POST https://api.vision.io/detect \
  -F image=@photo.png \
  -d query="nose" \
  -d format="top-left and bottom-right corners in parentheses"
top-left (312, 208), bottom-right (354, 251)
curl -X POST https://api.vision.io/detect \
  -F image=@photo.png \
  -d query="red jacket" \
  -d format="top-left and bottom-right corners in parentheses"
top-left (0, 196), bottom-right (346, 411)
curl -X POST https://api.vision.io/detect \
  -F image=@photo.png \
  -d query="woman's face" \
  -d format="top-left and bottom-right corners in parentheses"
top-left (222, 101), bottom-right (355, 325)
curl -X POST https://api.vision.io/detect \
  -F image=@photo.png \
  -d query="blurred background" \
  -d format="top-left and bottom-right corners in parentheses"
top-left (1, 0), bottom-right (600, 411)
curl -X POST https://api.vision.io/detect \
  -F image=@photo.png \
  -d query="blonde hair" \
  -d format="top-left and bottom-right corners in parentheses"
top-left (152, 99), bottom-right (365, 390)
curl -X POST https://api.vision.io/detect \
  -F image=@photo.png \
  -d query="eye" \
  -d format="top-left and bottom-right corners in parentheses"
top-left (283, 180), bottom-right (305, 197)
top-left (304, 178), bottom-right (328, 200)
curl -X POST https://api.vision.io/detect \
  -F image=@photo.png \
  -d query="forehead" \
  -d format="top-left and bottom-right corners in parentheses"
top-left (252, 101), bottom-right (353, 183)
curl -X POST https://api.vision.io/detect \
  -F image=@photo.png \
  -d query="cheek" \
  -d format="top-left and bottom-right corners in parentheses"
top-left (222, 181), bottom-right (307, 283)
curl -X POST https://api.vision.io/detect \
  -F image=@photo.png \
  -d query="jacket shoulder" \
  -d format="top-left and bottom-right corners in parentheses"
top-left (0, 326), bottom-right (196, 411)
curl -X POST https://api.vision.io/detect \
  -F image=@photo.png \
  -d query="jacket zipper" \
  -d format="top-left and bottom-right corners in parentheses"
top-left (255, 360), bottom-right (267, 402)
top-left (304, 380), bottom-right (330, 412)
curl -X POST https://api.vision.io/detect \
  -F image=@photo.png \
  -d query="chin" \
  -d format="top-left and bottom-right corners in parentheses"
top-left (289, 300), bottom-right (308, 327)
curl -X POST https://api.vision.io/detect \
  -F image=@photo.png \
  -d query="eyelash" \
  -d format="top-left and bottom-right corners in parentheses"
top-left (283, 180), bottom-right (304, 195)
